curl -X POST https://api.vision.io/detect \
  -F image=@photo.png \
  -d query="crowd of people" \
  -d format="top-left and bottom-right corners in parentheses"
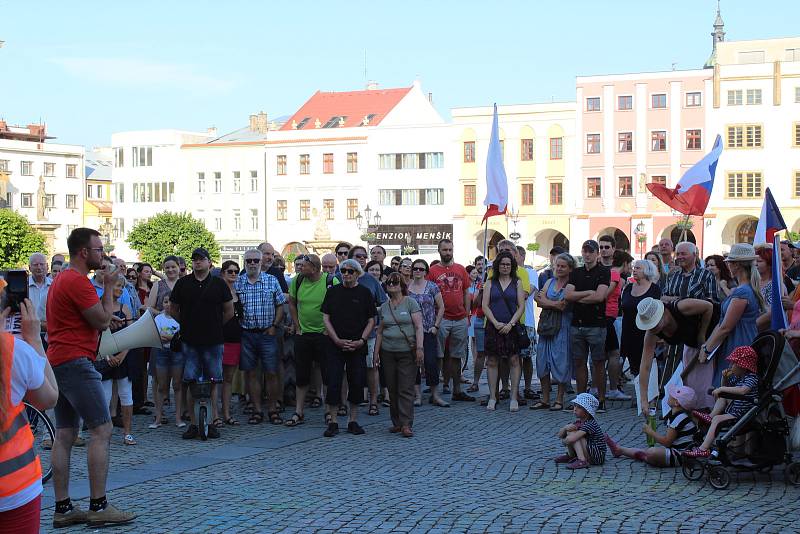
top-left (3, 226), bottom-right (800, 529)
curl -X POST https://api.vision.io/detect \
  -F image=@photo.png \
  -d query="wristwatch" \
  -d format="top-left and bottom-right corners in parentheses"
top-left (360, 337), bottom-right (367, 344)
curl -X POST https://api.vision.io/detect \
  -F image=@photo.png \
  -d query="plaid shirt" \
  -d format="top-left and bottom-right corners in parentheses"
top-left (664, 266), bottom-right (719, 304)
top-left (234, 272), bottom-right (287, 330)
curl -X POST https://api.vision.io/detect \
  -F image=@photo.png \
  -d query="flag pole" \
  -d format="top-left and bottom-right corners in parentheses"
top-left (482, 216), bottom-right (489, 279)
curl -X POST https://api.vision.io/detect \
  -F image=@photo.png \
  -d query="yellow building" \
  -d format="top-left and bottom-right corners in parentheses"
top-left (83, 148), bottom-right (114, 247)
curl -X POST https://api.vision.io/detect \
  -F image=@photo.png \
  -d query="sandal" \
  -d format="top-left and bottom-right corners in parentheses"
top-left (309, 397), bottom-right (322, 408)
top-left (123, 434), bottom-right (136, 445)
top-left (268, 411), bottom-right (283, 425)
top-left (566, 459), bottom-right (590, 470)
top-left (243, 402), bottom-right (254, 415)
top-left (224, 417), bottom-right (239, 426)
top-left (248, 412), bottom-right (264, 425)
top-left (368, 404), bottom-right (379, 416)
top-left (549, 402), bottom-right (563, 411)
top-left (337, 405), bottom-right (348, 417)
top-left (147, 420), bottom-right (161, 429)
top-left (284, 413), bottom-right (305, 427)
top-left (530, 401), bottom-right (550, 410)
top-left (324, 413), bottom-right (332, 425)
top-left (212, 418), bottom-right (224, 428)
top-left (466, 384), bottom-right (479, 393)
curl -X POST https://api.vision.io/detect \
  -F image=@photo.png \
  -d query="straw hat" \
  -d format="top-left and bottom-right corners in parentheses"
top-left (569, 393), bottom-right (599, 418)
top-left (724, 243), bottom-right (757, 262)
top-left (636, 297), bottom-right (665, 331)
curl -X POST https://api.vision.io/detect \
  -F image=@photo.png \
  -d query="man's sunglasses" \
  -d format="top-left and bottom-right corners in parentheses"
top-left (599, 245), bottom-right (612, 250)
top-left (353, 253), bottom-right (367, 259)
top-left (336, 250), bottom-right (349, 256)
top-left (340, 268), bottom-right (357, 274)
top-left (244, 259), bottom-right (261, 264)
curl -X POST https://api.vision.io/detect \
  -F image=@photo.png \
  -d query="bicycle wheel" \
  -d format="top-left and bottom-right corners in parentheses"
top-left (24, 402), bottom-right (55, 484)
top-left (198, 405), bottom-right (208, 441)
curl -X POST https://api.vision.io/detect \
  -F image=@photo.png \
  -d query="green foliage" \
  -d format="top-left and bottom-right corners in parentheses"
top-left (0, 209), bottom-right (47, 268)
top-left (126, 212), bottom-right (220, 265)
top-left (788, 231), bottom-right (800, 242)
top-left (526, 242), bottom-right (540, 252)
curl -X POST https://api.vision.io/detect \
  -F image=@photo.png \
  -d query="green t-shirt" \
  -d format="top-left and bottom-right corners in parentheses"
top-left (378, 297), bottom-right (421, 353)
top-left (289, 274), bottom-right (339, 334)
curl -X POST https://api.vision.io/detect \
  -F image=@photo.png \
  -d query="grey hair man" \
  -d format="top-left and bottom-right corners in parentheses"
top-left (28, 252), bottom-right (51, 338)
top-left (258, 242), bottom-right (289, 293)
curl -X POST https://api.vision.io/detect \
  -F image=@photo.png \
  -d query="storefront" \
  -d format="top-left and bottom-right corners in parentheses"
top-left (369, 224), bottom-right (454, 257)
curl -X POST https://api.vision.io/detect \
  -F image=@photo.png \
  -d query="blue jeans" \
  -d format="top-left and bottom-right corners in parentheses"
top-left (239, 331), bottom-right (279, 373)
top-left (182, 343), bottom-right (223, 382)
top-left (423, 332), bottom-right (440, 387)
top-left (155, 348), bottom-right (185, 370)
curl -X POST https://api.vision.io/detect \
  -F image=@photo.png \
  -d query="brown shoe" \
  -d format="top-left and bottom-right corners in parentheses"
top-left (388, 426), bottom-right (401, 433)
top-left (53, 505), bottom-right (88, 528)
top-left (86, 503), bottom-right (136, 527)
top-left (401, 426), bottom-right (413, 438)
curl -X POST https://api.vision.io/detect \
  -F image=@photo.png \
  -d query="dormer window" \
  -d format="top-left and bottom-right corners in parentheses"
top-left (295, 117), bottom-right (311, 129)
top-left (360, 114), bottom-right (377, 126)
top-left (322, 115), bottom-right (348, 128)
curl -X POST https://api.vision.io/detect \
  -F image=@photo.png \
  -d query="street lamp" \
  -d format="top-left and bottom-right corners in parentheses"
top-left (634, 221), bottom-right (646, 259)
top-left (356, 204), bottom-right (381, 232)
top-left (506, 206), bottom-right (521, 242)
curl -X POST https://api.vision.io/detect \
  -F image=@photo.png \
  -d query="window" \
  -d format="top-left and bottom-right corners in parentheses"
top-left (132, 146), bottom-right (152, 167)
top-left (727, 172), bottom-right (763, 198)
top-left (686, 92), bottom-right (702, 107)
top-left (586, 177), bottom-right (601, 198)
top-left (651, 94), bottom-right (667, 109)
top-left (586, 134), bottom-right (600, 154)
top-left (378, 189), bottom-right (444, 206)
top-left (746, 89), bottom-right (762, 105)
top-left (794, 172), bottom-right (800, 198)
top-left (250, 209), bottom-right (258, 231)
top-left (686, 129), bottom-right (702, 150)
top-left (96, 185), bottom-right (104, 199)
top-left (197, 172), bottom-right (205, 193)
top-left (276, 200), bottom-right (287, 221)
top-left (323, 199), bottom-right (334, 220)
top-left (114, 147), bottom-right (124, 167)
top-left (347, 152), bottom-right (358, 173)
top-left (521, 183), bottom-right (534, 205)
top-left (794, 123), bottom-right (800, 147)
top-left (549, 182), bottom-right (563, 205)
top-left (214, 217), bottom-right (222, 231)
top-left (787, 48), bottom-right (800, 62)
top-left (463, 184), bottom-right (476, 206)
top-left (586, 97), bottom-right (601, 112)
top-left (322, 115), bottom-right (347, 128)
top-left (618, 176), bottom-right (633, 197)
top-left (250, 170), bottom-right (258, 192)
top-left (727, 125), bottom-right (762, 148)
top-left (738, 50), bottom-right (765, 64)
top-left (299, 154), bottom-right (310, 174)
top-left (796, 87), bottom-right (800, 103)
top-left (520, 139), bottom-right (534, 161)
top-left (233, 210), bottom-right (241, 231)
top-left (727, 90), bottom-right (743, 106)
top-left (86, 184), bottom-right (94, 199)
top-left (113, 218), bottom-right (125, 239)
top-left (214, 172), bottom-right (222, 193)
top-left (21, 193), bottom-right (32, 207)
top-left (618, 132), bottom-right (632, 152)
top-left (323, 153), bottom-right (334, 174)
top-left (21, 161), bottom-right (32, 176)
top-left (463, 141), bottom-right (475, 163)
top-left (651, 175), bottom-right (667, 188)
top-left (378, 152), bottom-right (444, 170)
top-left (114, 183), bottom-right (124, 203)
top-left (299, 200), bottom-right (310, 220)
top-left (651, 131), bottom-right (667, 151)
top-left (0, 160), bottom-right (7, 171)
top-left (549, 137), bottom-right (563, 160)
top-left (347, 198), bottom-right (358, 219)
top-left (618, 95), bottom-right (633, 110)
top-left (66, 164), bottom-right (77, 178)
top-left (276, 155), bottom-right (287, 175)
top-left (233, 171), bottom-right (240, 193)
top-left (45, 194), bottom-right (55, 208)
top-left (44, 162), bottom-right (55, 177)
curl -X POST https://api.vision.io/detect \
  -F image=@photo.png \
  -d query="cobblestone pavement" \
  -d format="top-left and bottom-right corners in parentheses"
top-left (39, 380), bottom-right (799, 534)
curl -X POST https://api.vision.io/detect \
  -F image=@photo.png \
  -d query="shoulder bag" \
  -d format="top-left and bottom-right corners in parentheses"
top-left (497, 280), bottom-right (531, 350)
top-left (536, 279), bottom-right (562, 337)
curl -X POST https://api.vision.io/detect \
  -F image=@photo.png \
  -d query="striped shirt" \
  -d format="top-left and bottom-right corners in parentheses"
top-left (234, 272), bottom-right (287, 330)
top-left (580, 417), bottom-right (607, 465)
top-left (665, 410), bottom-right (697, 451)
top-left (664, 266), bottom-right (719, 303)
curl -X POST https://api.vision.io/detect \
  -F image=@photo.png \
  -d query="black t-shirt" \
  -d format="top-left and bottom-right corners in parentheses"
top-left (787, 265), bottom-right (800, 282)
top-left (171, 273), bottom-right (232, 345)
top-left (266, 265), bottom-right (289, 293)
top-left (568, 263), bottom-right (611, 328)
top-left (382, 265), bottom-right (395, 279)
top-left (320, 284), bottom-right (376, 341)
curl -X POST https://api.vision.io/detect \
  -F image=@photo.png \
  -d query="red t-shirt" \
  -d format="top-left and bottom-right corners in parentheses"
top-left (427, 263), bottom-right (469, 321)
top-left (605, 269), bottom-right (622, 318)
top-left (46, 269), bottom-right (101, 366)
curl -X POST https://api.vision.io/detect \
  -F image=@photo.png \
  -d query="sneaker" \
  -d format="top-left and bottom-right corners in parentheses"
top-left (207, 425), bottom-right (220, 439)
top-left (347, 421), bottom-right (365, 435)
top-left (182, 424), bottom-right (199, 440)
top-left (53, 505), bottom-right (88, 528)
top-left (323, 422), bottom-right (339, 437)
top-left (86, 503), bottom-right (137, 527)
top-left (607, 389), bottom-right (631, 401)
top-left (123, 434), bottom-right (136, 445)
top-left (596, 401), bottom-right (607, 414)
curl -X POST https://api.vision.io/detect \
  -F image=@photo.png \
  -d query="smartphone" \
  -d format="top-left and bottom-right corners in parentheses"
top-left (5, 270), bottom-right (28, 313)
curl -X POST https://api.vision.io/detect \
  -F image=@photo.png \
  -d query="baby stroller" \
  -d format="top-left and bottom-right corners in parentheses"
top-left (681, 330), bottom-right (800, 489)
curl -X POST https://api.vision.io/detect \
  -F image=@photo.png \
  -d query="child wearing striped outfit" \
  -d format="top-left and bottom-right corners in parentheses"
top-left (554, 393), bottom-right (606, 469)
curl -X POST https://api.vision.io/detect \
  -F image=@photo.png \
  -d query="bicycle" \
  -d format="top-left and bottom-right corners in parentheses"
top-left (23, 401), bottom-right (55, 484)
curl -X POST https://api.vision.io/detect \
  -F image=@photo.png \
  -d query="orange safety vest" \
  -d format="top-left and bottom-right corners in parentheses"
top-left (0, 333), bottom-right (42, 498)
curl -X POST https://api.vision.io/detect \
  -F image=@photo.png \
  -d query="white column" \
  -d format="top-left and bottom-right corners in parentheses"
top-left (602, 84), bottom-right (615, 214)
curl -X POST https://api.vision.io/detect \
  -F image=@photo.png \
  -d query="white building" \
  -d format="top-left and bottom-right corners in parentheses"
top-left (0, 122), bottom-right (84, 255)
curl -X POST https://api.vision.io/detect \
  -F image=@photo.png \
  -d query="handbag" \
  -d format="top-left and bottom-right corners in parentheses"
top-left (93, 357), bottom-right (114, 380)
top-left (385, 298), bottom-right (416, 351)
top-left (536, 280), bottom-right (562, 337)
top-left (169, 332), bottom-right (182, 353)
top-left (497, 281), bottom-right (531, 350)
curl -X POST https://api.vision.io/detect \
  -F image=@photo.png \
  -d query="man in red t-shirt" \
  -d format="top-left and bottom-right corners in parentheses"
top-left (46, 228), bottom-right (136, 527)
top-left (427, 239), bottom-right (473, 402)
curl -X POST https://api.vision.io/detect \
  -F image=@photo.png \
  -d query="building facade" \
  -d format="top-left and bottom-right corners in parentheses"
top-left (83, 147), bottom-right (114, 246)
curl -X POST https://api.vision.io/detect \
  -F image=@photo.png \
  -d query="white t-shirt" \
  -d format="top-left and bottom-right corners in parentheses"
top-left (0, 338), bottom-right (45, 512)
top-left (154, 314), bottom-right (180, 349)
top-left (523, 266), bottom-right (539, 328)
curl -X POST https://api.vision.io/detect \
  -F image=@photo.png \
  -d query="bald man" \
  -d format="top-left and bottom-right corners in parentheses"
top-left (258, 242), bottom-right (289, 293)
top-left (320, 253), bottom-right (338, 276)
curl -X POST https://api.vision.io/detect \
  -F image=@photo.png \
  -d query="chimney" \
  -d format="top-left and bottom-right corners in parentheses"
top-left (207, 126), bottom-right (218, 137)
top-left (256, 111), bottom-right (268, 134)
top-left (366, 80), bottom-right (379, 90)
top-left (249, 114), bottom-right (258, 132)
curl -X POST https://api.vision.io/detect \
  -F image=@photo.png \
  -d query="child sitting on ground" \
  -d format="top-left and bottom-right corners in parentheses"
top-left (554, 393), bottom-right (606, 469)
top-left (605, 385), bottom-right (698, 466)
top-left (683, 346), bottom-right (759, 458)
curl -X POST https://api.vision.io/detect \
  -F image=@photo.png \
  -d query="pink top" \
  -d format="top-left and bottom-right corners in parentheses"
top-left (605, 269), bottom-right (622, 318)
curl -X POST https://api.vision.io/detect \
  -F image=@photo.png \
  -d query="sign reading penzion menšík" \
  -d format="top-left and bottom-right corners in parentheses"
top-left (371, 224), bottom-right (453, 245)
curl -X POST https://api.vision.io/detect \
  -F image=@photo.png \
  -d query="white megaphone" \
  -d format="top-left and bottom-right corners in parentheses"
top-left (98, 309), bottom-right (163, 357)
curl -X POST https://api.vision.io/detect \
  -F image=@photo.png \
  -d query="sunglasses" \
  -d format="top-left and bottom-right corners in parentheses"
top-left (245, 258), bottom-right (261, 264)
top-left (340, 268), bottom-right (357, 274)
top-left (354, 254), bottom-right (367, 259)
top-left (225, 269), bottom-right (239, 275)
top-left (336, 250), bottom-right (349, 256)
top-left (386, 278), bottom-right (401, 286)
top-left (599, 245), bottom-right (612, 250)
top-left (412, 267), bottom-right (426, 272)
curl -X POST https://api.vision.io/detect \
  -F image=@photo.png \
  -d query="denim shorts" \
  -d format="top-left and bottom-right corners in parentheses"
top-left (471, 316), bottom-right (486, 353)
top-left (182, 343), bottom-right (223, 382)
top-left (52, 357), bottom-right (111, 430)
top-left (239, 331), bottom-right (279, 373)
top-left (570, 326), bottom-right (607, 363)
top-left (155, 348), bottom-right (185, 370)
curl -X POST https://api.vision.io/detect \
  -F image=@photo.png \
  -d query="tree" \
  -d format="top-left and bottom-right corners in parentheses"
top-left (126, 212), bottom-right (220, 265)
top-left (0, 209), bottom-right (47, 269)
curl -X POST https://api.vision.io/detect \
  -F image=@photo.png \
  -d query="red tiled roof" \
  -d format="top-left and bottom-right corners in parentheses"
top-left (181, 136), bottom-right (368, 149)
top-left (279, 87), bottom-right (412, 131)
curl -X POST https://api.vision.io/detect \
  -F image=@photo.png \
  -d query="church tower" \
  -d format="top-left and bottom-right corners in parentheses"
top-left (704, 1), bottom-right (725, 68)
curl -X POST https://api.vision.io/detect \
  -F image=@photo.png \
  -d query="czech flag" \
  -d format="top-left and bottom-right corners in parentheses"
top-left (482, 103), bottom-right (508, 222)
top-left (647, 134), bottom-right (723, 216)
top-left (754, 187), bottom-right (788, 245)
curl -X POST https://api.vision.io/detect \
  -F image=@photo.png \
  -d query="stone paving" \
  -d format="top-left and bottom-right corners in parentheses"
top-left (39, 382), bottom-right (800, 533)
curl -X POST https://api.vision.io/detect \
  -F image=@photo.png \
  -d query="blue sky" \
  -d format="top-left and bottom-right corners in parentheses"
top-left (1, 1), bottom-right (798, 147)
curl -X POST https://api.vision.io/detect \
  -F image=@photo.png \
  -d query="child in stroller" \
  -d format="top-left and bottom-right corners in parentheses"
top-left (683, 346), bottom-right (758, 458)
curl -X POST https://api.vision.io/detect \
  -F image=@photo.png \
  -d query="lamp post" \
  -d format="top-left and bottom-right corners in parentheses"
top-left (356, 204), bottom-right (381, 243)
top-left (506, 206), bottom-right (521, 242)
top-left (634, 221), bottom-right (646, 259)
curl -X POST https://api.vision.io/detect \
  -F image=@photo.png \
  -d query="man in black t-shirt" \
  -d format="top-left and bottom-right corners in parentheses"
top-left (170, 248), bottom-right (234, 439)
top-left (258, 242), bottom-right (289, 293)
top-left (320, 259), bottom-right (376, 437)
top-left (565, 240), bottom-right (611, 410)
